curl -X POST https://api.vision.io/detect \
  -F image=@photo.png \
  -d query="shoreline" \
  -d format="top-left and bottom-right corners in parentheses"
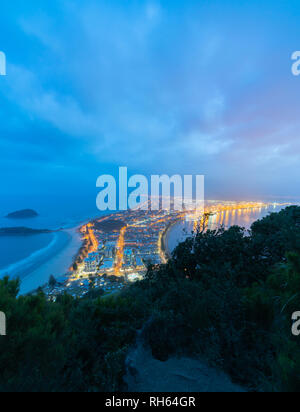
top-left (7, 225), bottom-right (84, 295)
top-left (0, 214), bottom-right (102, 295)
top-left (3, 203), bottom-right (292, 295)
top-left (161, 219), bottom-right (183, 260)
top-left (163, 203), bottom-right (291, 255)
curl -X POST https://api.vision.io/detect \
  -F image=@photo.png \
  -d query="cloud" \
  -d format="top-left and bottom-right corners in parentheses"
top-left (1, 0), bottom-right (300, 198)
top-left (6, 65), bottom-right (100, 138)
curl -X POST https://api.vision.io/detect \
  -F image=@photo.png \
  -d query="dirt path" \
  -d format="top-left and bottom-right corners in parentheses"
top-left (125, 344), bottom-right (245, 392)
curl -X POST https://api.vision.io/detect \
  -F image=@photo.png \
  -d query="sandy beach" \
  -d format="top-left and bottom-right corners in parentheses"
top-left (17, 227), bottom-right (83, 295)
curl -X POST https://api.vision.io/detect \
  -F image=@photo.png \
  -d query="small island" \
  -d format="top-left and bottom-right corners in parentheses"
top-left (5, 209), bottom-right (39, 219)
top-left (0, 227), bottom-right (52, 236)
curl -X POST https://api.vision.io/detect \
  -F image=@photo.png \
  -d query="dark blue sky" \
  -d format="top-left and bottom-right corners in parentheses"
top-left (1, 0), bottom-right (300, 206)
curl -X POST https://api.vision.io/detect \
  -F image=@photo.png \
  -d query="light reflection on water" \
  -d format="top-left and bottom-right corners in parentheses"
top-left (167, 204), bottom-right (288, 252)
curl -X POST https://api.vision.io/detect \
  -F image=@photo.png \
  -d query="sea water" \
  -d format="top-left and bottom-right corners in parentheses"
top-left (0, 194), bottom-right (101, 292)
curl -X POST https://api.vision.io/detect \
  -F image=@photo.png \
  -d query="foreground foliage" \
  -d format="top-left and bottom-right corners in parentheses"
top-left (0, 206), bottom-right (300, 392)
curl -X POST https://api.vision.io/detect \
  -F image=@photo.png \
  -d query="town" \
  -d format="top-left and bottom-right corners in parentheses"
top-left (41, 200), bottom-right (286, 301)
top-left (45, 204), bottom-right (185, 301)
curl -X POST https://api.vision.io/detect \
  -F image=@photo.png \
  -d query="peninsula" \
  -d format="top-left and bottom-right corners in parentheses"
top-left (0, 227), bottom-right (52, 236)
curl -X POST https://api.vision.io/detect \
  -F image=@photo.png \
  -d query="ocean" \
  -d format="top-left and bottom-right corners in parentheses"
top-left (0, 194), bottom-right (102, 294)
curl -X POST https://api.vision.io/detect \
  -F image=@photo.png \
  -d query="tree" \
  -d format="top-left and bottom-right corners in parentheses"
top-left (48, 275), bottom-right (57, 289)
top-left (0, 206), bottom-right (299, 392)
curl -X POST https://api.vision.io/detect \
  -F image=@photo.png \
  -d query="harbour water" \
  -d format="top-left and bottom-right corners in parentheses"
top-left (166, 204), bottom-right (290, 253)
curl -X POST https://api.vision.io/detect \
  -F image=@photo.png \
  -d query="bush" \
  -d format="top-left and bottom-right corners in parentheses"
top-left (0, 206), bottom-right (300, 391)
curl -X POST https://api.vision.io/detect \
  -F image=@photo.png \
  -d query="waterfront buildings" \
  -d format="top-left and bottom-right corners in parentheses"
top-left (45, 201), bottom-right (289, 300)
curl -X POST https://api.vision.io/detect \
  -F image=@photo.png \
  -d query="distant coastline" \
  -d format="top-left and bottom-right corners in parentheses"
top-left (0, 227), bottom-right (53, 236)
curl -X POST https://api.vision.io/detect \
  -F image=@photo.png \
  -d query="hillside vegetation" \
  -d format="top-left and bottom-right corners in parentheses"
top-left (0, 206), bottom-right (299, 392)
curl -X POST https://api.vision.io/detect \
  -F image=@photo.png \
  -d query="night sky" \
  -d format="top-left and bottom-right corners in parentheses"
top-left (1, 0), bottom-right (300, 206)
